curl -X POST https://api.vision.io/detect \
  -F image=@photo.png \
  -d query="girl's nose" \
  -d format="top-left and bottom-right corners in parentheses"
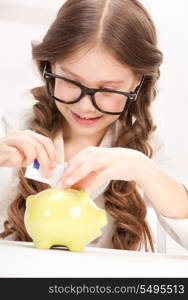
top-left (75, 94), bottom-right (96, 113)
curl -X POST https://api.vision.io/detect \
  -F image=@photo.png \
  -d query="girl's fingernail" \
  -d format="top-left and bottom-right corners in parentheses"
top-left (65, 177), bottom-right (75, 185)
top-left (55, 182), bottom-right (70, 190)
top-left (52, 163), bottom-right (55, 169)
top-left (56, 182), bottom-right (62, 189)
top-left (45, 171), bottom-right (51, 178)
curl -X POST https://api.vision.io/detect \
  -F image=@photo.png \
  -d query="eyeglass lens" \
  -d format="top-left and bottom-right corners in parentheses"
top-left (54, 77), bottom-right (128, 113)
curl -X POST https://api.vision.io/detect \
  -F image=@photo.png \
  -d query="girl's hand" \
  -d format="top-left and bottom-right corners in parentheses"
top-left (56, 146), bottom-right (147, 192)
top-left (0, 130), bottom-right (57, 177)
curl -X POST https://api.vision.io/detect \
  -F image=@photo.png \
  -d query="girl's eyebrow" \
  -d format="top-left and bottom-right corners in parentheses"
top-left (60, 65), bottom-right (125, 85)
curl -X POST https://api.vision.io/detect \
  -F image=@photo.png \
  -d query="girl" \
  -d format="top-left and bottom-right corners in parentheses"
top-left (0, 0), bottom-right (187, 252)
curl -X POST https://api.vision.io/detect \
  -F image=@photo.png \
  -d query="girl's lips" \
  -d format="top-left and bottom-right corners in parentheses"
top-left (71, 111), bottom-right (103, 125)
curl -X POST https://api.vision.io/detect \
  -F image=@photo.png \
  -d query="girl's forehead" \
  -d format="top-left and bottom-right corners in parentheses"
top-left (55, 45), bottom-right (135, 81)
top-left (57, 45), bottom-right (124, 68)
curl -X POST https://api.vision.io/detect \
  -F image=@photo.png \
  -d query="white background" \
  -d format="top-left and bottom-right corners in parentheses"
top-left (1, 240), bottom-right (188, 278)
top-left (0, 0), bottom-right (188, 255)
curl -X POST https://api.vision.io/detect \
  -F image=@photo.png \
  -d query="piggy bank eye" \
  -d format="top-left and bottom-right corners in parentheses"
top-left (69, 206), bottom-right (82, 218)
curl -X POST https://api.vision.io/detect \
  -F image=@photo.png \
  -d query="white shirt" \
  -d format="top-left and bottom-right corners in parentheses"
top-left (0, 95), bottom-right (188, 253)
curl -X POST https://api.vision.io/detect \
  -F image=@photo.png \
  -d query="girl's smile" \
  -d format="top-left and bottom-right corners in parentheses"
top-left (70, 110), bottom-right (104, 125)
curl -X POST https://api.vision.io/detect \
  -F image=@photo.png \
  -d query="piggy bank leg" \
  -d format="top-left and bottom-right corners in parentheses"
top-left (68, 242), bottom-right (84, 252)
top-left (34, 239), bottom-right (53, 250)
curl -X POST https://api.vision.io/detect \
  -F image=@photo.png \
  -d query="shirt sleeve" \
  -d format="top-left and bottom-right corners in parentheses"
top-left (146, 132), bottom-right (188, 251)
top-left (149, 133), bottom-right (188, 188)
top-left (0, 92), bottom-right (38, 137)
top-left (0, 97), bottom-right (37, 199)
top-left (0, 112), bottom-right (20, 233)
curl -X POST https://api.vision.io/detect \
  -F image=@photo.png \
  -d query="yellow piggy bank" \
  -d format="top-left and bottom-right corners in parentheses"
top-left (24, 188), bottom-right (107, 252)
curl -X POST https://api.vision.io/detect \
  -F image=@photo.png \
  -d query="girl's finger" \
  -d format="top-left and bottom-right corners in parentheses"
top-left (62, 148), bottom-right (101, 179)
top-left (6, 136), bottom-right (37, 165)
top-left (85, 167), bottom-right (114, 192)
top-left (69, 146), bottom-right (97, 164)
top-left (69, 171), bottom-right (98, 190)
top-left (60, 151), bottom-right (103, 184)
top-left (61, 157), bottom-right (106, 187)
top-left (6, 146), bottom-right (27, 167)
top-left (7, 135), bottom-right (52, 177)
top-left (32, 140), bottom-right (53, 177)
top-left (26, 130), bottom-right (57, 167)
top-left (66, 146), bottom-right (100, 170)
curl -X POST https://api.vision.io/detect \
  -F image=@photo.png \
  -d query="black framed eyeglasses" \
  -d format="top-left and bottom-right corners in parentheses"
top-left (43, 62), bottom-right (145, 115)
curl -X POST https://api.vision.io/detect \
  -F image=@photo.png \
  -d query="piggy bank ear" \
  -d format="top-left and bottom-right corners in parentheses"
top-left (77, 190), bottom-right (91, 207)
top-left (26, 195), bottom-right (34, 206)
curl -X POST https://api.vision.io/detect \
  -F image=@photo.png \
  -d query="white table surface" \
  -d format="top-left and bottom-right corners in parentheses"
top-left (0, 240), bottom-right (188, 278)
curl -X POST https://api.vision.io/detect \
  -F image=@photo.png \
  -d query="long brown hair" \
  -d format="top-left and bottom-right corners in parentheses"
top-left (0, 0), bottom-right (163, 251)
